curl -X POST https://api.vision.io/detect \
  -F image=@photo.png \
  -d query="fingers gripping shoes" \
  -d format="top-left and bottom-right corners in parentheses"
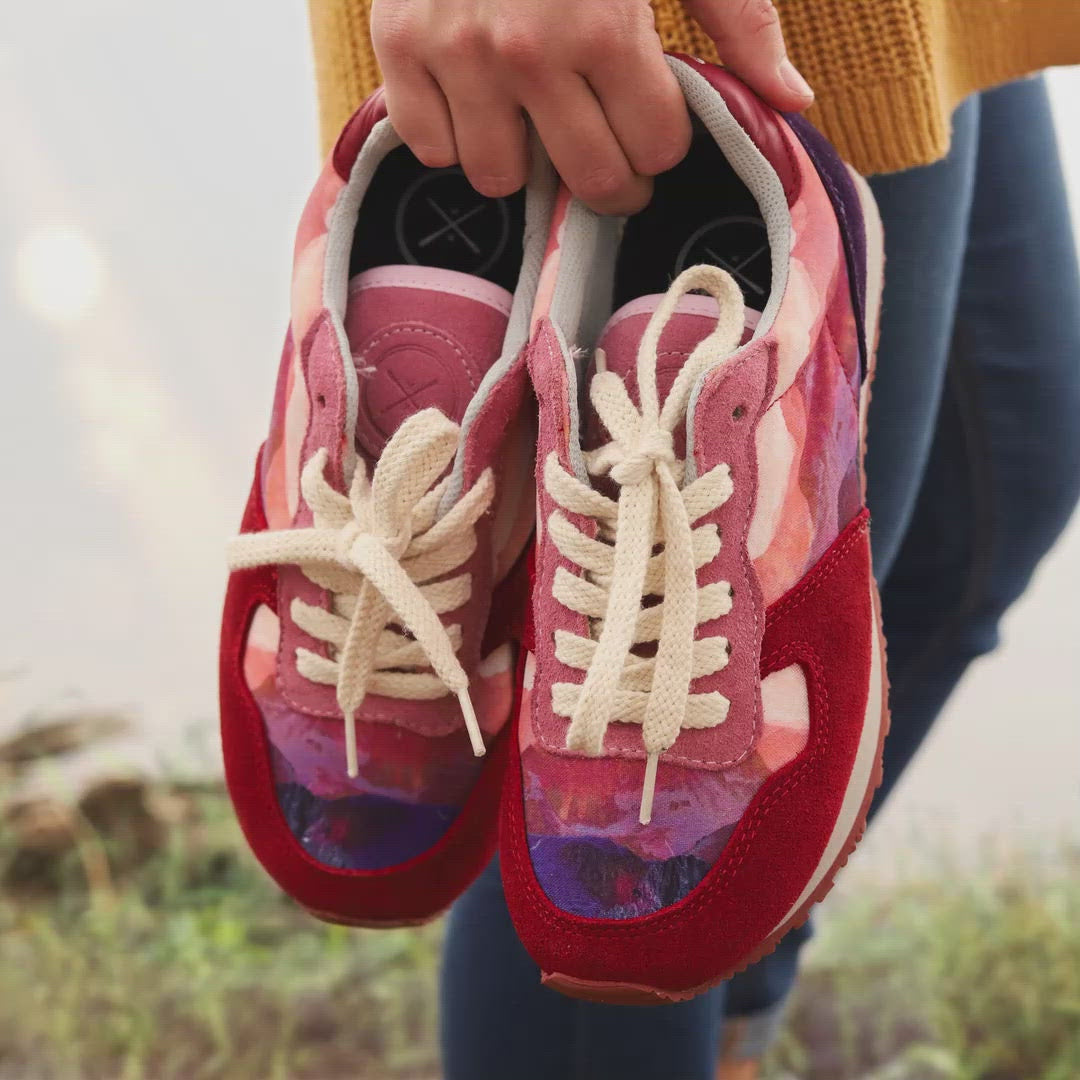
top-left (219, 91), bottom-right (553, 926)
top-left (501, 56), bottom-right (888, 1002)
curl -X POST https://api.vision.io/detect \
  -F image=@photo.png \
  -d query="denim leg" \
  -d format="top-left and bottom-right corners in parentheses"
top-left (723, 95), bottom-right (983, 1020)
top-left (440, 859), bottom-right (724, 1080)
top-left (870, 76), bottom-right (1080, 807)
top-left (863, 97), bottom-right (983, 581)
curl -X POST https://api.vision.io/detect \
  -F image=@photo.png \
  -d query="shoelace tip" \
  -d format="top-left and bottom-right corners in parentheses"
top-left (345, 711), bottom-right (359, 778)
top-left (639, 751), bottom-right (660, 825)
top-left (458, 689), bottom-right (487, 758)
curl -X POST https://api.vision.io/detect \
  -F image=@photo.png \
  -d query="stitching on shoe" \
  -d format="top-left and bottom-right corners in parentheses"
top-left (356, 323), bottom-right (481, 394)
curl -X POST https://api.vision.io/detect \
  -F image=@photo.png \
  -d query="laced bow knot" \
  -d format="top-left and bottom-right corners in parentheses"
top-left (544, 265), bottom-right (747, 825)
top-left (344, 513), bottom-right (408, 563)
top-left (227, 408), bottom-right (492, 778)
top-left (607, 427), bottom-right (677, 487)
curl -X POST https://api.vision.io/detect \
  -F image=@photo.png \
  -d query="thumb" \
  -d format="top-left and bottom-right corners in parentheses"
top-left (684, 0), bottom-right (814, 112)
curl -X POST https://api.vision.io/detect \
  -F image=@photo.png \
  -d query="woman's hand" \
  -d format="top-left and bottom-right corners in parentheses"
top-left (371, 0), bottom-right (812, 215)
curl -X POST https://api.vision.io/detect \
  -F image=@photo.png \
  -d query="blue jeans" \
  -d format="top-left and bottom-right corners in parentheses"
top-left (439, 76), bottom-right (1080, 1080)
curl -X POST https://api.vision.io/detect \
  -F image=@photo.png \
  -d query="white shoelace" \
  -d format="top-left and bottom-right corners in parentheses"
top-left (545, 265), bottom-right (745, 823)
top-left (228, 409), bottom-right (492, 775)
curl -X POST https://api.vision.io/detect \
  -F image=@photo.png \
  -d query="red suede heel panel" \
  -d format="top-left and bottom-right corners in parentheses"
top-left (332, 89), bottom-right (388, 181)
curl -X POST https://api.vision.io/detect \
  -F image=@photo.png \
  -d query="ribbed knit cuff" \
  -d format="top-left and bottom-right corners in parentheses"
top-left (808, 75), bottom-right (951, 177)
top-left (309, 0), bottom-right (381, 157)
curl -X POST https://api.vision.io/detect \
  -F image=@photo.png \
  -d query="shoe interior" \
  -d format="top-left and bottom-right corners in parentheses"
top-left (349, 145), bottom-right (526, 292)
top-left (613, 119), bottom-right (771, 312)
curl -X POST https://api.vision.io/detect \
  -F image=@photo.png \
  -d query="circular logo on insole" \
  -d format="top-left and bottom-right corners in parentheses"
top-left (395, 167), bottom-right (511, 277)
top-left (675, 216), bottom-right (771, 306)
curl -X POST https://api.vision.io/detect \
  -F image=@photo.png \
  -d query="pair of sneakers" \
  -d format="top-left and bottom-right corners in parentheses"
top-left (220, 54), bottom-right (888, 1004)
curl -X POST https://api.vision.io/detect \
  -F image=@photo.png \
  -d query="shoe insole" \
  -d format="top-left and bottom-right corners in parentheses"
top-left (613, 121), bottom-right (772, 311)
top-left (350, 145), bottom-right (526, 292)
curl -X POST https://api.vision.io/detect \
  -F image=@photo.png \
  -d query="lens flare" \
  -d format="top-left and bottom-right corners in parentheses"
top-left (15, 228), bottom-right (105, 325)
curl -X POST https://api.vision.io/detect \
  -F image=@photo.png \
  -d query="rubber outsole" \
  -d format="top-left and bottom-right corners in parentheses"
top-left (303, 906), bottom-right (441, 930)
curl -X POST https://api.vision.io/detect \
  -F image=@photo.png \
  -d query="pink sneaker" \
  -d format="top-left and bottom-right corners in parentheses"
top-left (219, 91), bottom-right (552, 926)
top-left (501, 56), bottom-right (889, 1001)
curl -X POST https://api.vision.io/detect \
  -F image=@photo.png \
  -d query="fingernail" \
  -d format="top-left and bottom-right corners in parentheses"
top-left (779, 58), bottom-right (814, 102)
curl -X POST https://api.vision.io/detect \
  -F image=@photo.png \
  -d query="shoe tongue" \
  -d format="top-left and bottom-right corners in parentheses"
top-left (344, 266), bottom-right (513, 460)
top-left (584, 293), bottom-right (758, 449)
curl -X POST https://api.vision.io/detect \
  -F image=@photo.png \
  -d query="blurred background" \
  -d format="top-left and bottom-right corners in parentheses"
top-left (1, 4), bottom-right (1078, 1078)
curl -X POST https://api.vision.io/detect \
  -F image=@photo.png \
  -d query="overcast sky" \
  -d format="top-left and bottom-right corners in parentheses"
top-left (1, 5), bottom-right (1077, 843)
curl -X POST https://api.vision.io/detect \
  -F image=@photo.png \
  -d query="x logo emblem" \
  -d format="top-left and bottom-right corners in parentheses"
top-left (381, 367), bottom-right (441, 413)
top-left (419, 198), bottom-right (486, 254)
top-left (704, 243), bottom-right (769, 298)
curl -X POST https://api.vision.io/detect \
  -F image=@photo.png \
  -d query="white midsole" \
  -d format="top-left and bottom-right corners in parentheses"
top-left (769, 168), bottom-right (886, 935)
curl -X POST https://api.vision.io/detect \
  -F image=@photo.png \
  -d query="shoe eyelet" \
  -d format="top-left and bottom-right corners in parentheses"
top-left (732, 404), bottom-right (746, 421)
top-left (316, 394), bottom-right (326, 408)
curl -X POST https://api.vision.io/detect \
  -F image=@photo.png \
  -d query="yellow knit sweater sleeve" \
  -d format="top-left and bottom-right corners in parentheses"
top-left (307, 0), bottom-right (1080, 175)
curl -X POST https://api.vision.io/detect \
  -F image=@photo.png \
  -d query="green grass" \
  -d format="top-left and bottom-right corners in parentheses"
top-left (1, 789), bottom-right (1078, 1079)
top-left (771, 846), bottom-right (1080, 1080)
top-left (0, 790), bottom-right (441, 1080)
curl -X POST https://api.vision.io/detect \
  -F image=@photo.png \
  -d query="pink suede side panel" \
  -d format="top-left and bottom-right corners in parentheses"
top-left (461, 347), bottom-right (536, 583)
top-left (277, 313), bottom-right (379, 724)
